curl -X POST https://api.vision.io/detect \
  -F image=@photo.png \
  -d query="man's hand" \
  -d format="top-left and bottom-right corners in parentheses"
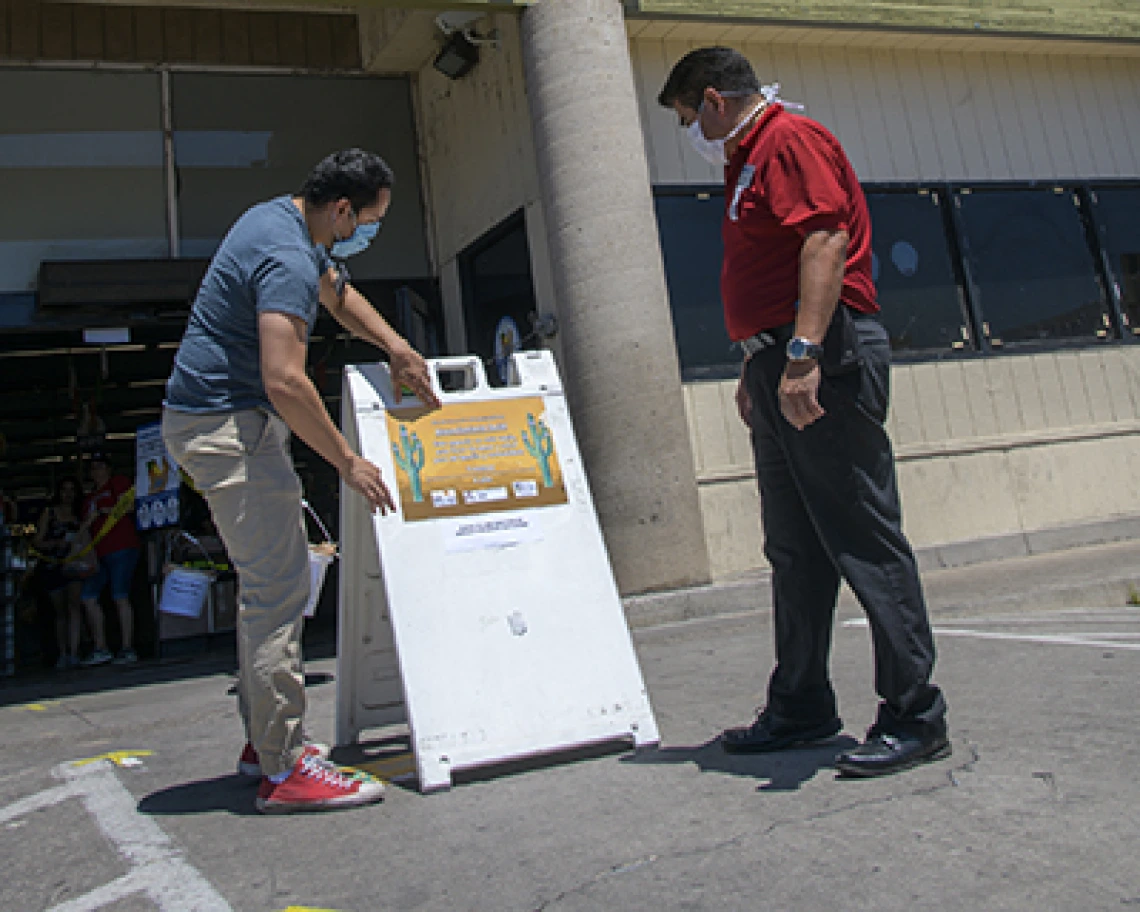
top-left (778, 360), bottom-right (825, 430)
top-left (735, 363), bottom-right (753, 428)
top-left (342, 455), bottom-right (396, 515)
top-left (389, 342), bottom-right (442, 408)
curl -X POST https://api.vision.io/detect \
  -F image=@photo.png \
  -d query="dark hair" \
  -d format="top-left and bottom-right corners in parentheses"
top-left (55, 476), bottom-right (82, 516)
top-left (298, 149), bottom-right (395, 213)
top-left (657, 46), bottom-right (760, 111)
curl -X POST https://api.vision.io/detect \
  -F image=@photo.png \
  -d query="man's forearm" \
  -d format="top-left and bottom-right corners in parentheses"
top-left (266, 371), bottom-right (356, 476)
top-left (328, 285), bottom-right (407, 355)
top-left (318, 276), bottom-right (441, 407)
top-left (794, 229), bottom-right (849, 344)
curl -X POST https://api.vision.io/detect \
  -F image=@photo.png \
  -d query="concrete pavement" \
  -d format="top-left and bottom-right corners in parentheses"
top-left (2, 541), bottom-right (1140, 911)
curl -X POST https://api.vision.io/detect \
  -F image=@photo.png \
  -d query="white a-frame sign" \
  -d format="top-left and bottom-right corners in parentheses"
top-left (336, 351), bottom-right (660, 792)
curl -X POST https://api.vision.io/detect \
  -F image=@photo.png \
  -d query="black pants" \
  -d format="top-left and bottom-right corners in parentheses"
top-left (745, 313), bottom-right (946, 736)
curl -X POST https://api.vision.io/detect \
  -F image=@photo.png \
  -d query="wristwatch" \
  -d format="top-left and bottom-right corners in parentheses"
top-left (786, 336), bottom-right (825, 362)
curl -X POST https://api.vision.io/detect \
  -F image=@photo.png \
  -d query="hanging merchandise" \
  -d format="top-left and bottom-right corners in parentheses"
top-left (158, 532), bottom-right (216, 619)
top-left (302, 500), bottom-right (337, 619)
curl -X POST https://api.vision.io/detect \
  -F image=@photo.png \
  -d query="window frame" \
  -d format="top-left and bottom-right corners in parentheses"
top-left (1080, 180), bottom-right (1140, 344)
top-left (652, 179), bottom-right (1140, 380)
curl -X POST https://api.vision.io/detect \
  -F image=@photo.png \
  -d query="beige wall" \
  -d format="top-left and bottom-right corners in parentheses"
top-left (627, 24), bottom-right (1140, 578)
top-left (631, 0), bottom-right (1140, 42)
top-left (686, 348), bottom-right (1140, 579)
top-left (412, 11), bottom-right (563, 355)
top-left (630, 32), bottom-right (1140, 185)
top-left (414, 12), bottom-right (536, 266)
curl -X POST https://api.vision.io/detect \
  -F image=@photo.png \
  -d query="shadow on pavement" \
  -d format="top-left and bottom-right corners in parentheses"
top-left (623, 735), bottom-right (859, 791)
top-left (330, 736), bottom-right (638, 793)
top-left (449, 740), bottom-right (634, 789)
top-left (330, 734), bottom-right (417, 790)
top-left (138, 774), bottom-right (259, 817)
top-left (0, 627), bottom-right (337, 708)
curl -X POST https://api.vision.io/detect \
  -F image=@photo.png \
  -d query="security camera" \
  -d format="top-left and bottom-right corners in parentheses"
top-left (435, 11), bottom-right (484, 36)
top-left (434, 11), bottom-right (499, 46)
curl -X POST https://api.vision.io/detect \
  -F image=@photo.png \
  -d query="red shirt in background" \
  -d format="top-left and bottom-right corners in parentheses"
top-left (84, 474), bottom-right (140, 558)
top-left (721, 103), bottom-right (877, 341)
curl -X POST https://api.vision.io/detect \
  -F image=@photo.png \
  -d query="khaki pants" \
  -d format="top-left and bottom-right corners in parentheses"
top-left (162, 408), bottom-right (310, 776)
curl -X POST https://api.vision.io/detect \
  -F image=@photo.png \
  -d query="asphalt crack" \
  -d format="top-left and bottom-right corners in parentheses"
top-left (534, 741), bottom-right (983, 909)
top-left (531, 834), bottom-right (747, 911)
top-left (762, 741), bottom-right (981, 836)
top-left (63, 703), bottom-right (98, 729)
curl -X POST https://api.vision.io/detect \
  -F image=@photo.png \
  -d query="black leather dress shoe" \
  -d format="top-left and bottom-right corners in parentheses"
top-left (722, 711), bottom-right (842, 754)
top-left (835, 730), bottom-right (951, 777)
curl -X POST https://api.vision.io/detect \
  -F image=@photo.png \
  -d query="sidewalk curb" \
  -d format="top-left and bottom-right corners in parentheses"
top-left (623, 539), bottom-right (1140, 629)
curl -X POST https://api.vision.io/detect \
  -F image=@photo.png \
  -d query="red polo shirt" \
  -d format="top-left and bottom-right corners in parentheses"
top-left (721, 103), bottom-right (877, 341)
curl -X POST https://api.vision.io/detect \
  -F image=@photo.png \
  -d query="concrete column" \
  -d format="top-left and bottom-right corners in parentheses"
top-left (521, 0), bottom-right (711, 595)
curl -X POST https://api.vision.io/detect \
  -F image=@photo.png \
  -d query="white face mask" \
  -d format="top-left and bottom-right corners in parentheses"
top-left (686, 84), bottom-right (804, 167)
top-left (686, 98), bottom-right (767, 166)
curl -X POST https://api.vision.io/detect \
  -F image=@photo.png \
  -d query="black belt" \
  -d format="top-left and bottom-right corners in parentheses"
top-left (739, 323), bottom-right (794, 358)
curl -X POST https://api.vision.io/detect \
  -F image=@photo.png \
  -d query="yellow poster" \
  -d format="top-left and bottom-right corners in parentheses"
top-left (387, 397), bottom-right (569, 522)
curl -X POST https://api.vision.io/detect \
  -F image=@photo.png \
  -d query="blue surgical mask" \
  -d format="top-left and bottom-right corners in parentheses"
top-left (330, 215), bottom-right (380, 259)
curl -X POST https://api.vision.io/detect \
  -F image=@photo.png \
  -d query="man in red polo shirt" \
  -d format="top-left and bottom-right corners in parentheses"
top-left (659, 47), bottom-right (949, 778)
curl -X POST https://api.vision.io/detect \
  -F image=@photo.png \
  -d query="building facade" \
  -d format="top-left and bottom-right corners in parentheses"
top-left (2, 0), bottom-right (1139, 598)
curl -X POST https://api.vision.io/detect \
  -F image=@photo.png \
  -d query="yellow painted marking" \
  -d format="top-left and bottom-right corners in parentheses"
top-left (279, 907), bottom-right (344, 912)
top-left (343, 753), bottom-right (416, 782)
top-left (15, 701), bottom-right (60, 712)
top-left (71, 750), bottom-right (155, 768)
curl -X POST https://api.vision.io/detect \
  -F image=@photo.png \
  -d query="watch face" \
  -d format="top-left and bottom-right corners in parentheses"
top-left (787, 337), bottom-right (822, 360)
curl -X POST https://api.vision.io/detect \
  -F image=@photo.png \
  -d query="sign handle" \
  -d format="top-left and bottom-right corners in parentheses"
top-left (426, 356), bottom-right (490, 400)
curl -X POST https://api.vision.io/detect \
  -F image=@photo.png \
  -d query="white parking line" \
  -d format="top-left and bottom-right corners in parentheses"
top-left (842, 617), bottom-right (1140, 651)
top-left (912, 611), bottom-right (1140, 627)
top-left (1, 759), bottom-right (233, 912)
top-left (0, 782), bottom-right (73, 825)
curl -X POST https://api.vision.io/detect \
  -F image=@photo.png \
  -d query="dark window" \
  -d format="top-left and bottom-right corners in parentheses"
top-left (171, 73), bottom-right (430, 282)
top-left (1088, 185), bottom-right (1140, 340)
top-left (953, 188), bottom-right (1108, 348)
top-left (653, 190), bottom-right (734, 374)
top-left (458, 212), bottom-right (537, 386)
top-left (866, 189), bottom-right (972, 353)
top-left (0, 69), bottom-right (167, 294)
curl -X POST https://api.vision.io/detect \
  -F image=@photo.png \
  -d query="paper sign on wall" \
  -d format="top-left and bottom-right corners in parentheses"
top-left (135, 422), bottom-right (180, 531)
top-left (386, 397), bottom-right (568, 522)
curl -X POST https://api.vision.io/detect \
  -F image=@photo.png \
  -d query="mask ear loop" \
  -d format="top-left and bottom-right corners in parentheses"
top-left (331, 203), bottom-right (357, 244)
top-left (760, 82), bottom-right (806, 113)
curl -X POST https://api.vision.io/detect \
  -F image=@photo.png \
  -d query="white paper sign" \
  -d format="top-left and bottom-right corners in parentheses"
top-left (135, 422), bottom-right (181, 531)
top-left (442, 513), bottom-right (543, 553)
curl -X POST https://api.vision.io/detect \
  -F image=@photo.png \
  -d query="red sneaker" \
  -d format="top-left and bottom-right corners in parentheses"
top-left (238, 741), bottom-right (329, 778)
top-left (256, 754), bottom-right (384, 814)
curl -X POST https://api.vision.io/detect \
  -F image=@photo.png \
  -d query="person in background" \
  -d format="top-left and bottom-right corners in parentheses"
top-left (79, 453), bottom-right (141, 666)
top-left (33, 476), bottom-right (85, 669)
